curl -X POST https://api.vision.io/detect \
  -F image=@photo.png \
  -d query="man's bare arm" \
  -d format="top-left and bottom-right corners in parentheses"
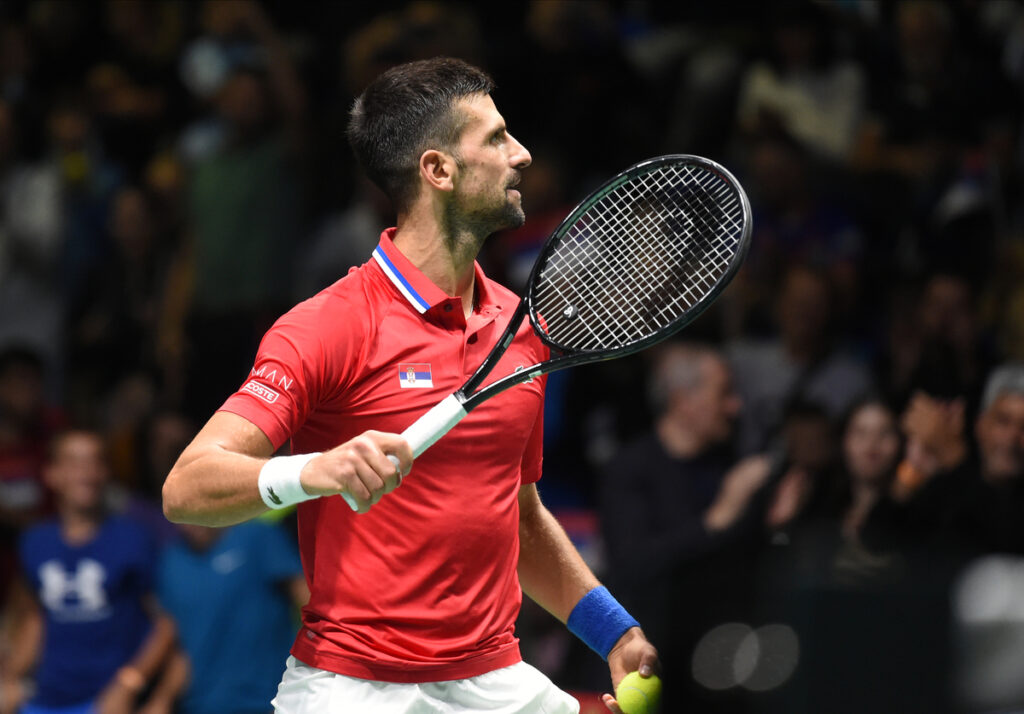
top-left (0, 577), bottom-right (42, 714)
top-left (517, 483), bottom-right (600, 621)
top-left (520, 479), bottom-right (655, 700)
top-left (517, 483), bottom-right (659, 709)
top-left (162, 412), bottom-right (277, 526)
top-left (162, 412), bottom-right (413, 527)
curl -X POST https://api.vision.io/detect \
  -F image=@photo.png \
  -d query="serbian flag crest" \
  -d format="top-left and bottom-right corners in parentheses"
top-left (398, 363), bottom-right (433, 388)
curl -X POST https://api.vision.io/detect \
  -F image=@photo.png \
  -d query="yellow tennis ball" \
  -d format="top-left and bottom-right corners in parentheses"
top-left (615, 671), bottom-right (661, 714)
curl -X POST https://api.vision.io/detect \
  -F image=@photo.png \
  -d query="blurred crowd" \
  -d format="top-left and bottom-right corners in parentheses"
top-left (1, 0), bottom-right (1024, 712)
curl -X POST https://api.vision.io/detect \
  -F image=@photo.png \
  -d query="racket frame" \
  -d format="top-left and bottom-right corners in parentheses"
top-left (457, 154), bottom-right (752, 413)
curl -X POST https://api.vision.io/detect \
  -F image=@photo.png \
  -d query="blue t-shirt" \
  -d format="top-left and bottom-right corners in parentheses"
top-left (19, 515), bottom-right (156, 707)
top-left (158, 521), bottom-right (302, 714)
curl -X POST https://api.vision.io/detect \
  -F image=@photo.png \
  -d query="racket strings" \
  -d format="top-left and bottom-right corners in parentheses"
top-left (532, 162), bottom-right (746, 352)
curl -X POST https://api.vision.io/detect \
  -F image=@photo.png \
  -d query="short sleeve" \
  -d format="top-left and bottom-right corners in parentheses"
top-left (218, 294), bottom-right (360, 449)
top-left (520, 374), bottom-right (547, 485)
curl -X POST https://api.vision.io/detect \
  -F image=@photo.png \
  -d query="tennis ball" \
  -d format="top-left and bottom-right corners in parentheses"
top-left (615, 671), bottom-right (661, 714)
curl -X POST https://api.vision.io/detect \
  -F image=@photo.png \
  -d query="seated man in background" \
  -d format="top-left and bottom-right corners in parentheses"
top-left (599, 342), bottom-right (772, 710)
top-left (876, 362), bottom-right (1024, 555)
top-left (146, 519), bottom-right (308, 714)
top-left (1, 429), bottom-right (174, 714)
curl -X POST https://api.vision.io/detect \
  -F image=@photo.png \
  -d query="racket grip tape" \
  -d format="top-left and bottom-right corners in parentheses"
top-left (341, 394), bottom-right (469, 511)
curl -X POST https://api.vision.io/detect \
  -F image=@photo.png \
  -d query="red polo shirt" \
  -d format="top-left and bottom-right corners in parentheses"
top-left (219, 229), bottom-right (548, 683)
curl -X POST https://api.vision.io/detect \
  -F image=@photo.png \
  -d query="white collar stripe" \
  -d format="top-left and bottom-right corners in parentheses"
top-left (373, 247), bottom-right (430, 314)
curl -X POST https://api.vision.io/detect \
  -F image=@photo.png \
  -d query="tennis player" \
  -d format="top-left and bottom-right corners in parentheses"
top-left (163, 57), bottom-right (658, 713)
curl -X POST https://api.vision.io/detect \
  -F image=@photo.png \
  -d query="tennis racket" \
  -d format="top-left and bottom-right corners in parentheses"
top-left (343, 154), bottom-right (752, 511)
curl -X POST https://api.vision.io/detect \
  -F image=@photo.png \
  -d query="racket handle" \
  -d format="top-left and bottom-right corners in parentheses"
top-left (341, 394), bottom-right (469, 512)
top-left (400, 394), bottom-right (469, 457)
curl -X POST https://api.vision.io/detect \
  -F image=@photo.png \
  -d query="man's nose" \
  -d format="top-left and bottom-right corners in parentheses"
top-left (508, 132), bottom-right (531, 169)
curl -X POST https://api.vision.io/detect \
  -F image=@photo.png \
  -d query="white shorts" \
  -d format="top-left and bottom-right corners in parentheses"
top-left (272, 656), bottom-right (580, 713)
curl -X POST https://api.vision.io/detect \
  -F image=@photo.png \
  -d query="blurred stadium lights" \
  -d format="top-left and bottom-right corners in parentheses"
top-left (954, 555), bottom-right (1024, 711)
top-left (691, 621), bottom-right (800, 693)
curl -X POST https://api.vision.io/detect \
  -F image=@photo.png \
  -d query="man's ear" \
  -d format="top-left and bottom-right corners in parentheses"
top-left (420, 149), bottom-right (457, 193)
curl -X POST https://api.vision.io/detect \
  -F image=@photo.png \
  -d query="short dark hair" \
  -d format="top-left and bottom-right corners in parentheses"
top-left (347, 57), bottom-right (495, 212)
top-left (47, 428), bottom-right (106, 464)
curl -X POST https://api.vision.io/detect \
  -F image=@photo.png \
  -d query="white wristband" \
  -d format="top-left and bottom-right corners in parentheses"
top-left (258, 453), bottom-right (321, 509)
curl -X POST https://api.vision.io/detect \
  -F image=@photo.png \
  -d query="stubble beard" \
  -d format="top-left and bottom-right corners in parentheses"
top-left (502, 194), bottom-right (526, 230)
top-left (472, 185), bottom-right (526, 234)
top-left (446, 186), bottom-right (526, 255)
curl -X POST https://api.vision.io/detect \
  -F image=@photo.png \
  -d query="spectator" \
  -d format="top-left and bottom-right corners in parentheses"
top-left (0, 98), bottom-right (63, 374)
top-left (854, 1), bottom-right (996, 182)
top-left (67, 186), bottom-right (172, 415)
top-left (599, 342), bottom-right (771, 710)
top-left (759, 398), bottom-right (902, 592)
top-left (496, 0), bottom-right (658, 184)
top-left (86, 1), bottom-right (188, 177)
top-left (0, 346), bottom-right (62, 611)
top-left (875, 364), bottom-right (1024, 556)
top-left (178, 0), bottom-right (307, 420)
top-left (138, 411), bottom-right (195, 508)
top-left (836, 397), bottom-right (903, 545)
top-left (292, 174), bottom-right (391, 300)
top-left (851, 0), bottom-right (1016, 281)
top-left (730, 131), bottom-right (864, 337)
top-left (108, 410), bottom-right (196, 547)
top-left (880, 270), bottom-right (991, 412)
top-left (819, 366), bottom-right (1024, 714)
top-left (727, 264), bottom-right (874, 455)
top-left (150, 520), bottom-right (307, 714)
top-left (754, 399), bottom-right (943, 714)
top-left (0, 89), bottom-right (124, 381)
top-left (1, 429), bottom-right (174, 714)
top-left (735, 2), bottom-right (866, 163)
top-left (762, 400), bottom-right (840, 538)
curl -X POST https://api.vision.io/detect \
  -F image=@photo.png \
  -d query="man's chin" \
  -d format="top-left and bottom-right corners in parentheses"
top-left (485, 207), bottom-right (525, 235)
top-left (508, 207), bottom-right (526, 229)
top-left (471, 200), bottom-right (526, 237)
top-left (505, 197), bottom-right (526, 228)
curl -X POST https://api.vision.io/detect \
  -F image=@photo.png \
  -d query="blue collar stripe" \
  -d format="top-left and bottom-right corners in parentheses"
top-left (373, 246), bottom-right (431, 313)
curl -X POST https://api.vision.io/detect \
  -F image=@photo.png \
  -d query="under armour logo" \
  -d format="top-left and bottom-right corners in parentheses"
top-left (266, 486), bottom-right (283, 505)
top-left (39, 559), bottom-right (110, 621)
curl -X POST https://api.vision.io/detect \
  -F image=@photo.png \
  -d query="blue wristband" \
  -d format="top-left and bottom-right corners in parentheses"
top-left (566, 586), bottom-right (640, 659)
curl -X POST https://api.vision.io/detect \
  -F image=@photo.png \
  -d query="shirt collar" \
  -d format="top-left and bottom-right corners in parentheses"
top-left (371, 228), bottom-right (502, 316)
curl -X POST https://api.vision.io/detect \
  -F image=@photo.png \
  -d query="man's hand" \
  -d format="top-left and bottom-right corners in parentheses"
top-left (892, 392), bottom-right (967, 501)
top-left (94, 679), bottom-right (136, 714)
top-left (137, 697), bottom-right (175, 714)
top-left (704, 455), bottom-right (772, 532)
top-left (901, 392), bottom-right (967, 475)
top-left (0, 677), bottom-right (28, 714)
top-left (601, 627), bottom-right (660, 712)
top-left (299, 431), bottom-right (413, 513)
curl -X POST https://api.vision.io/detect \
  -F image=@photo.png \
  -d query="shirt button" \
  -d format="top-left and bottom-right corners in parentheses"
top-left (444, 304), bottom-right (453, 312)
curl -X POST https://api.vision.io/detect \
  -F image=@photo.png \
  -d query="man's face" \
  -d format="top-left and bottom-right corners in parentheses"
top-left (448, 94), bottom-right (532, 235)
top-left (45, 433), bottom-right (110, 513)
top-left (687, 357), bottom-right (742, 446)
top-left (976, 393), bottom-right (1024, 482)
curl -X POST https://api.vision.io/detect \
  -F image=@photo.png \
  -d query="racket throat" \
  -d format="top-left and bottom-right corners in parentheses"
top-left (402, 393), bottom-right (470, 458)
